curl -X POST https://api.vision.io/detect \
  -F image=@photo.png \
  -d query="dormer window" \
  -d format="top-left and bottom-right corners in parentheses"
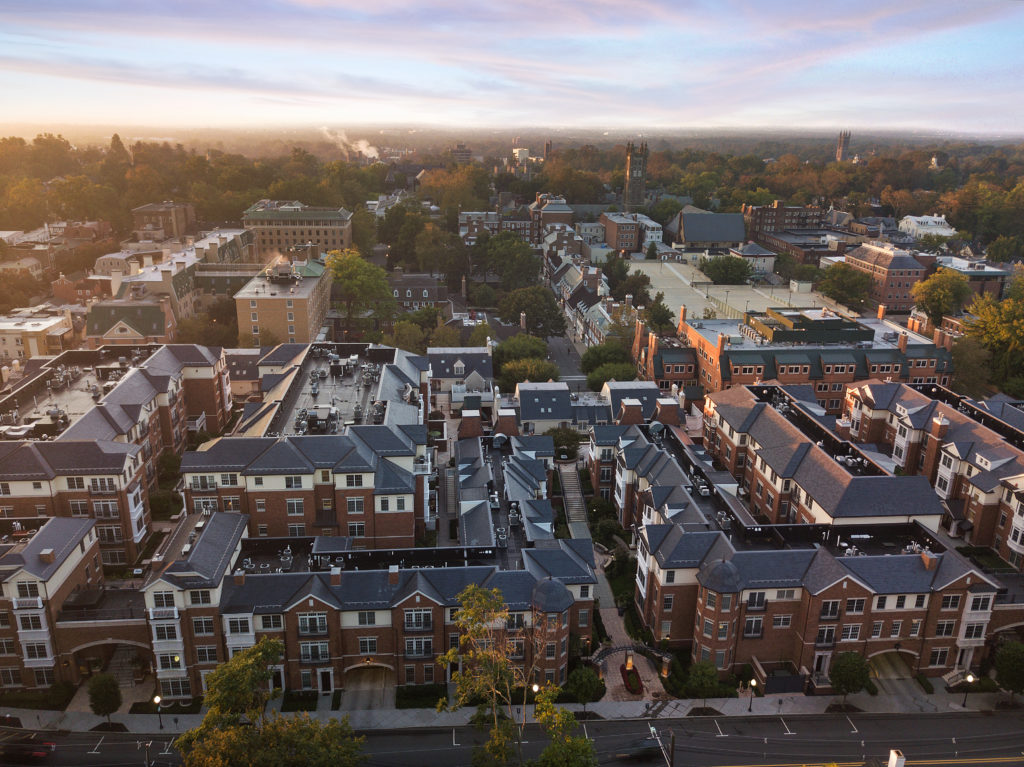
top-left (453, 361), bottom-right (465, 376)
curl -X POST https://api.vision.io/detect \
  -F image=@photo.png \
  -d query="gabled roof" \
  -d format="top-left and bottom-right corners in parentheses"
top-left (160, 513), bottom-right (247, 589)
top-left (86, 303), bottom-right (167, 337)
top-left (517, 382), bottom-right (572, 422)
top-left (427, 348), bottom-right (493, 380)
top-left (0, 517), bottom-right (95, 581)
top-left (678, 212), bottom-right (745, 243)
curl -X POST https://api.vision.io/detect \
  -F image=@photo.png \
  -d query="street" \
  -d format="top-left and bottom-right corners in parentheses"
top-left (14, 711), bottom-right (1024, 767)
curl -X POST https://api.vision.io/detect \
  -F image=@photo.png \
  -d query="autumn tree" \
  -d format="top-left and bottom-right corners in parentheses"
top-left (966, 282), bottom-right (1024, 385)
top-left (383, 320), bottom-right (426, 354)
top-left (467, 322), bottom-right (497, 347)
top-left (911, 268), bottom-right (972, 326)
top-left (950, 336), bottom-right (992, 399)
top-left (498, 358), bottom-right (561, 392)
top-left (534, 684), bottom-right (598, 767)
top-left (499, 287), bottom-right (566, 339)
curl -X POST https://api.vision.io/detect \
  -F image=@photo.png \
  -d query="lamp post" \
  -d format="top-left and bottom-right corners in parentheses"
top-left (748, 679), bottom-right (757, 712)
top-left (962, 672), bottom-right (975, 708)
top-left (154, 695), bottom-right (163, 729)
top-left (519, 682), bottom-right (540, 767)
top-left (744, 299), bottom-right (750, 315)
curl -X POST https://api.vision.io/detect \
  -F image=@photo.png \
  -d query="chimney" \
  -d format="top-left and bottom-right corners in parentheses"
top-left (110, 268), bottom-right (122, 296)
top-left (717, 333), bottom-right (727, 354)
top-left (679, 305), bottom-right (686, 323)
top-left (233, 570), bottom-right (246, 585)
top-left (933, 328), bottom-right (943, 347)
top-left (38, 548), bottom-right (55, 564)
top-left (330, 566), bottom-right (342, 586)
top-left (625, 293), bottom-right (633, 307)
top-left (897, 333), bottom-right (908, 353)
top-left (655, 398), bottom-right (680, 426)
top-left (931, 415), bottom-right (950, 439)
top-left (877, 304), bottom-right (886, 320)
top-left (616, 398), bottom-right (644, 426)
top-left (458, 409), bottom-right (484, 439)
top-left (388, 564), bottom-right (400, 586)
top-left (920, 550), bottom-right (938, 571)
top-left (142, 253), bottom-right (153, 268)
top-left (493, 408), bottom-right (520, 437)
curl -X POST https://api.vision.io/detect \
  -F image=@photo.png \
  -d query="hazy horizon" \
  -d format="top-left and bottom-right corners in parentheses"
top-left (2, 1), bottom-right (1023, 136)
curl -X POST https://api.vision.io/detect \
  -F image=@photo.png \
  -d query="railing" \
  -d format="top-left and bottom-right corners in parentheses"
top-left (819, 611), bottom-right (840, 621)
top-left (57, 605), bottom-right (148, 622)
top-left (298, 626), bottom-right (329, 637)
top-left (89, 487), bottom-right (118, 496)
top-left (404, 647), bottom-right (433, 658)
top-left (746, 602), bottom-right (766, 612)
top-left (743, 631), bottom-right (764, 639)
top-left (815, 638), bottom-right (836, 649)
top-left (300, 652), bottom-right (331, 663)
top-left (188, 481), bottom-right (217, 491)
top-left (14, 596), bottom-right (42, 610)
top-left (149, 607), bottom-right (178, 620)
top-left (404, 620), bottom-right (433, 633)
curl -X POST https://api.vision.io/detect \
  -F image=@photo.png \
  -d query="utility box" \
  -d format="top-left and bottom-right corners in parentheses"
top-left (888, 750), bottom-right (906, 767)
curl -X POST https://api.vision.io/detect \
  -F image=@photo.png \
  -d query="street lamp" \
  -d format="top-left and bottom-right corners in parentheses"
top-left (519, 682), bottom-right (540, 766)
top-left (748, 679), bottom-right (757, 712)
top-left (153, 695), bottom-right (163, 729)
top-left (744, 299), bottom-right (750, 315)
top-left (962, 672), bottom-right (975, 708)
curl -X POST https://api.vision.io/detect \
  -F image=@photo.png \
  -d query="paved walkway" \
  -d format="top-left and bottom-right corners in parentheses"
top-left (4, 688), bottom-right (1010, 735)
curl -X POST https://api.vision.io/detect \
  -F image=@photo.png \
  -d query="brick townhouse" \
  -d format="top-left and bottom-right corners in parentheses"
top-left (842, 381), bottom-right (1024, 572)
top-left (0, 441), bottom-right (150, 565)
top-left (703, 385), bottom-right (945, 527)
top-left (180, 426), bottom-right (431, 547)
top-left (635, 522), bottom-right (1002, 691)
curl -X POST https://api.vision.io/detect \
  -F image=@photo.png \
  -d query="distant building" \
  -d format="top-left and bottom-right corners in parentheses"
top-left (243, 200), bottom-right (353, 259)
top-left (899, 215), bottom-right (957, 240)
top-left (0, 256), bottom-right (44, 279)
top-left (843, 242), bottom-right (929, 312)
top-left (669, 212), bottom-right (745, 251)
top-left (742, 200), bottom-right (824, 241)
top-left (934, 256), bottom-right (1011, 299)
top-left (728, 242), bottom-right (777, 277)
top-left (388, 272), bottom-right (449, 311)
top-left (0, 308), bottom-right (74, 360)
top-left (131, 201), bottom-right (196, 240)
top-left (600, 212), bottom-right (662, 253)
top-left (451, 143), bottom-right (473, 164)
top-left (623, 141), bottom-right (648, 212)
top-left (836, 130), bottom-right (851, 162)
top-left (234, 256), bottom-right (332, 345)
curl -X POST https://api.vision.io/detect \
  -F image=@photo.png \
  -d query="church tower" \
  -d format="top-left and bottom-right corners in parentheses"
top-left (624, 141), bottom-right (648, 212)
top-left (836, 130), bottom-right (851, 162)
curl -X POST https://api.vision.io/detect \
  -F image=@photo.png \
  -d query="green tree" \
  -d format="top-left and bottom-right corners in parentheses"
top-left (157, 452), bottom-right (181, 487)
top-left (987, 235), bottom-right (1024, 263)
top-left (327, 249), bottom-right (396, 331)
top-left (817, 263), bottom-right (873, 309)
top-left (995, 641), bottom-right (1024, 703)
top-left (645, 242), bottom-right (659, 260)
top-left (87, 673), bottom-right (121, 724)
top-left (406, 306), bottom-right (441, 330)
top-left (499, 287), bottom-right (566, 339)
top-left (645, 292), bottom-right (675, 333)
top-left (911, 268), bottom-right (972, 326)
top-left (611, 272), bottom-right (652, 306)
top-left (470, 283), bottom-right (497, 307)
top-left (601, 255), bottom-right (631, 292)
top-left (384, 320), bottom-right (426, 354)
top-left (828, 652), bottom-right (870, 705)
top-left (587, 362), bottom-right (636, 392)
top-left (965, 283), bottom-right (1024, 384)
top-left (580, 342), bottom-right (630, 374)
top-left (467, 323), bottom-right (497, 347)
top-left (950, 336), bottom-right (992, 398)
top-left (544, 427), bottom-right (581, 460)
top-left (350, 207), bottom-right (377, 258)
top-left (700, 256), bottom-right (754, 285)
top-left (565, 667), bottom-right (603, 715)
top-left (487, 232), bottom-right (540, 291)
top-left (429, 324), bottom-right (462, 348)
top-left (534, 684), bottom-right (598, 767)
top-left (493, 334), bottom-right (548, 371)
top-left (686, 661), bottom-right (720, 709)
top-left (916, 233), bottom-right (951, 253)
top-left (498, 358), bottom-right (561, 392)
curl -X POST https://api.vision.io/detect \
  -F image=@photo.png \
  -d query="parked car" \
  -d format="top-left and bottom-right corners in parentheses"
top-left (0, 735), bottom-right (56, 763)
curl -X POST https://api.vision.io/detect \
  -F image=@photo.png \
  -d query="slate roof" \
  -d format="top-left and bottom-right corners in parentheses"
top-left (181, 437), bottom-right (276, 472)
top-left (427, 348), bottom-right (493, 380)
top-left (603, 381), bottom-right (663, 420)
top-left (591, 425), bottom-right (630, 446)
top-left (86, 303), bottom-right (167, 337)
top-left (159, 513), bottom-right (248, 589)
top-left (517, 382), bottom-right (572, 422)
top-left (678, 212), bottom-right (745, 244)
top-left (0, 441), bottom-right (136, 480)
top-left (0, 517), bottom-right (95, 582)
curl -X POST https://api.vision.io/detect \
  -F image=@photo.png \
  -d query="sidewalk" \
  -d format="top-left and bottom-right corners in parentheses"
top-left (2, 688), bottom-right (1010, 735)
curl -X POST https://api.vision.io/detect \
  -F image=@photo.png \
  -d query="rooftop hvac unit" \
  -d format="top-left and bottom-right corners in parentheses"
top-left (181, 544), bottom-right (192, 556)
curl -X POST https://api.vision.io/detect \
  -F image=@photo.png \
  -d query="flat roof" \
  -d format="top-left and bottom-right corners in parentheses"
top-left (0, 315), bottom-right (68, 332)
top-left (235, 273), bottom-right (324, 301)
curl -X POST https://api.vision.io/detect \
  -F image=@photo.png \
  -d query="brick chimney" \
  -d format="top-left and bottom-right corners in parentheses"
top-left (624, 293), bottom-right (633, 308)
top-left (920, 550), bottom-right (938, 570)
top-left (717, 333), bottom-right (727, 354)
top-left (897, 333), bottom-right (908, 353)
top-left (877, 304), bottom-right (886, 320)
top-left (654, 398), bottom-right (680, 426)
top-left (679, 305), bottom-right (687, 323)
top-left (330, 566), bottom-right (342, 586)
top-left (493, 408), bottom-right (520, 437)
top-left (930, 415), bottom-right (950, 439)
top-left (458, 409), bottom-right (484, 439)
top-left (38, 548), bottom-right (55, 564)
top-left (388, 564), bottom-right (400, 586)
top-left (233, 570), bottom-right (245, 585)
top-left (617, 398), bottom-right (644, 425)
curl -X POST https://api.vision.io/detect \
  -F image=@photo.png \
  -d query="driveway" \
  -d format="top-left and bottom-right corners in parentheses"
top-left (868, 652), bottom-right (938, 712)
top-left (339, 667), bottom-right (395, 711)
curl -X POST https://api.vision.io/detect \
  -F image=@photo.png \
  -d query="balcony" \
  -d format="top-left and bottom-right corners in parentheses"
top-left (299, 651), bottom-right (331, 664)
top-left (89, 486), bottom-right (118, 496)
top-left (819, 611), bottom-right (840, 621)
top-left (23, 656), bottom-right (55, 668)
top-left (298, 626), bottom-right (329, 637)
top-left (186, 413), bottom-right (207, 433)
top-left (149, 607), bottom-right (178, 621)
top-left (14, 596), bottom-right (43, 610)
top-left (746, 602), bottom-right (766, 613)
top-left (405, 648), bottom-right (433, 658)
top-left (742, 631), bottom-right (763, 640)
top-left (815, 637), bottom-right (836, 649)
top-left (957, 635), bottom-right (985, 648)
top-left (152, 638), bottom-right (185, 654)
top-left (404, 620), bottom-right (433, 633)
top-left (188, 480), bottom-right (217, 491)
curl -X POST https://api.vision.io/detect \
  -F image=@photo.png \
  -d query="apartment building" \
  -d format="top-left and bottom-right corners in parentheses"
top-left (243, 200), bottom-right (352, 258)
top-left (0, 309), bottom-right (75, 361)
top-left (703, 384), bottom-right (945, 527)
top-left (132, 202), bottom-right (197, 240)
top-left (631, 317), bottom-right (698, 394)
top-left (600, 212), bottom-right (661, 253)
top-left (0, 441), bottom-right (149, 565)
top-left (234, 257), bottom-right (333, 345)
top-left (842, 381), bottom-right (1024, 571)
top-left (742, 200), bottom-right (823, 240)
top-left (635, 521), bottom-right (1000, 690)
top-left (843, 243), bottom-right (929, 312)
top-left (678, 307), bottom-right (953, 413)
top-left (180, 426), bottom-right (430, 546)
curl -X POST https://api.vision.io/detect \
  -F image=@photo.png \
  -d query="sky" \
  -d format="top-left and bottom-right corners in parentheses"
top-left (1, 0), bottom-right (1023, 134)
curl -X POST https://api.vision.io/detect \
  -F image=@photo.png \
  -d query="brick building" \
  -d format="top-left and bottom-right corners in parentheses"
top-left (742, 200), bottom-right (823, 241)
top-left (843, 243), bottom-right (929, 312)
top-left (235, 257), bottom-right (333, 345)
top-left (243, 200), bottom-right (352, 259)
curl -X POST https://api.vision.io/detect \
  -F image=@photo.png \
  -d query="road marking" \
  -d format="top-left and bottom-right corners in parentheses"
top-left (452, 728), bottom-right (459, 747)
top-left (780, 717), bottom-right (795, 735)
top-left (161, 740), bottom-right (174, 754)
top-left (846, 715), bottom-right (858, 733)
top-left (89, 736), bottom-right (103, 753)
top-left (714, 719), bottom-right (727, 737)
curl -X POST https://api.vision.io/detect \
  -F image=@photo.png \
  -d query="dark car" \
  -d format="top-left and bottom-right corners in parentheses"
top-left (0, 735), bottom-right (56, 763)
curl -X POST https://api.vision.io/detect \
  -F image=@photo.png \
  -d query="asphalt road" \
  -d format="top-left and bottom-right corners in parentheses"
top-left (15, 711), bottom-right (1024, 767)
top-left (546, 334), bottom-right (586, 391)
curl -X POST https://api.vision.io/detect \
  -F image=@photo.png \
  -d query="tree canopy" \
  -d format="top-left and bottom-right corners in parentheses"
top-left (911, 268), bottom-right (972, 325)
top-left (817, 263), bottom-right (873, 309)
top-left (499, 287), bottom-right (566, 339)
top-left (87, 673), bottom-right (121, 724)
top-left (586, 362), bottom-right (636, 392)
top-left (700, 256), bottom-right (754, 285)
top-left (828, 652), bottom-right (870, 704)
top-left (580, 341), bottom-right (631, 374)
top-left (493, 334), bottom-right (548, 371)
top-left (327, 248), bottom-right (396, 331)
top-left (498, 358), bottom-right (561, 392)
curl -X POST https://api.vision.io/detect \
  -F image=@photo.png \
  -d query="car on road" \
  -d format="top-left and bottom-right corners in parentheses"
top-left (0, 734), bottom-right (56, 763)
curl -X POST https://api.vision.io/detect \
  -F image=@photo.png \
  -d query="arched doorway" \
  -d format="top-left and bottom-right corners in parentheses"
top-left (341, 663), bottom-right (395, 711)
top-left (65, 639), bottom-right (153, 687)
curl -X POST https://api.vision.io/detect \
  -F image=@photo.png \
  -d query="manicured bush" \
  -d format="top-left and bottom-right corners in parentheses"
top-left (916, 674), bottom-right (934, 694)
top-left (0, 682), bottom-right (75, 711)
top-left (395, 683), bottom-right (447, 709)
top-left (864, 678), bottom-right (878, 695)
top-left (280, 690), bottom-right (319, 712)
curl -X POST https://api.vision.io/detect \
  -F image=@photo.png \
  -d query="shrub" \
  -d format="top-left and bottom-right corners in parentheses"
top-left (916, 674), bottom-right (934, 694)
top-left (864, 678), bottom-right (878, 695)
top-left (396, 683), bottom-right (447, 709)
top-left (280, 690), bottom-right (319, 712)
top-left (0, 682), bottom-right (75, 711)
